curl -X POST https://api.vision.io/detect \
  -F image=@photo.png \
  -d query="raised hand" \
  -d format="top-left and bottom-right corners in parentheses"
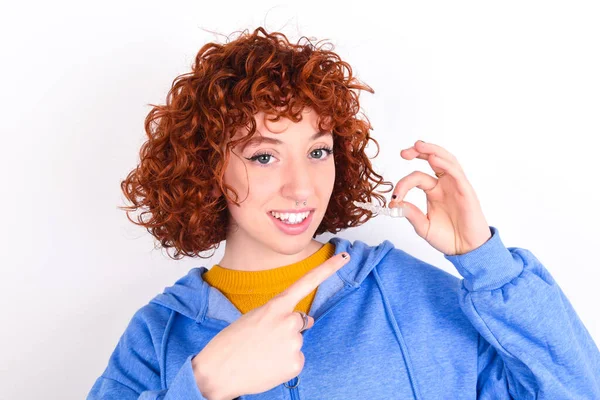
top-left (389, 140), bottom-right (492, 256)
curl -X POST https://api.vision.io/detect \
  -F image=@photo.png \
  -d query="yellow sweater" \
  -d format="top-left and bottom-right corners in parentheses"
top-left (203, 242), bottom-right (336, 315)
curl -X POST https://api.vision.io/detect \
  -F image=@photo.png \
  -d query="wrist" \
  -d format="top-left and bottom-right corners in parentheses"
top-left (192, 353), bottom-right (229, 400)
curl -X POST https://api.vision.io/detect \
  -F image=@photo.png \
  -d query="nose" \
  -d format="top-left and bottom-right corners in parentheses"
top-left (281, 156), bottom-right (314, 203)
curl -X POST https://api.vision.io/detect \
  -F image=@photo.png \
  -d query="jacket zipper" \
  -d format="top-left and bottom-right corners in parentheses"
top-left (286, 376), bottom-right (300, 400)
top-left (284, 284), bottom-right (360, 399)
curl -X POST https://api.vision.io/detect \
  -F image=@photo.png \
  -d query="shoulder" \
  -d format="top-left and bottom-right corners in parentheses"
top-left (372, 243), bottom-right (475, 334)
top-left (121, 301), bottom-right (175, 345)
top-left (374, 244), bottom-right (462, 297)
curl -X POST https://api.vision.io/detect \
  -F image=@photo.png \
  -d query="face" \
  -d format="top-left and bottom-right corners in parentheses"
top-left (219, 107), bottom-right (336, 261)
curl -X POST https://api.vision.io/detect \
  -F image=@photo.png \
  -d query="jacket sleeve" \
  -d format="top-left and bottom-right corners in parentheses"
top-left (86, 307), bottom-right (210, 400)
top-left (445, 225), bottom-right (600, 399)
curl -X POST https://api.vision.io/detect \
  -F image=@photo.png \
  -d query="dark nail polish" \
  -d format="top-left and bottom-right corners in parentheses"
top-left (341, 253), bottom-right (348, 259)
top-left (392, 195), bottom-right (397, 199)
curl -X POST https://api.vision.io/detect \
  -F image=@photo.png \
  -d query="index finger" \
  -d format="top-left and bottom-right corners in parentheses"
top-left (275, 252), bottom-right (350, 310)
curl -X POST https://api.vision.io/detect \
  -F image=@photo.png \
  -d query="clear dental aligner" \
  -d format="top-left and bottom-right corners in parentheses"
top-left (353, 201), bottom-right (406, 218)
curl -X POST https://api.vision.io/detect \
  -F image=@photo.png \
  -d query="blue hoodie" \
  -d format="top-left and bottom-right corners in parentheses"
top-left (87, 226), bottom-right (600, 399)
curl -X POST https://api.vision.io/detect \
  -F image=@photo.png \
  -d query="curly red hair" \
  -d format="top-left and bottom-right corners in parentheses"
top-left (119, 26), bottom-right (394, 260)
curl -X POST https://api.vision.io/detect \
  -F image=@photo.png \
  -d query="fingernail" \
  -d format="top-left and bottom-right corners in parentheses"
top-left (392, 195), bottom-right (397, 199)
top-left (341, 253), bottom-right (349, 259)
top-left (418, 140), bottom-right (425, 143)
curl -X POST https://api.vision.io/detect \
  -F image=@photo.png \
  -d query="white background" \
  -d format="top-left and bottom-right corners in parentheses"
top-left (1, 0), bottom-right (599, 398)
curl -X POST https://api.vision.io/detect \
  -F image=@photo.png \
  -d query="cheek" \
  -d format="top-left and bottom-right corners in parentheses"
top-left (223, 157), bottom-right (251, 190)
top-left (226, 165), bottom-right (282, 202)
top-left (249, 173), bottom-right (280, 197)
top-left (321, 160), bottom-right (336, 188)
top-left (319, 162), bottom-right (336, 202)
top-left (221, 159), bottom-right (250, 206)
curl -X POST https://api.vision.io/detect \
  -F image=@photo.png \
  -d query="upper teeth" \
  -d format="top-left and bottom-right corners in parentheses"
top-left (270, 211), bottom-right (310, 223)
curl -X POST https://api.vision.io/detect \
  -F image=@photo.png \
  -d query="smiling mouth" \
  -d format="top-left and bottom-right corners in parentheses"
top-left (268, 210), bottom-right (314, 224)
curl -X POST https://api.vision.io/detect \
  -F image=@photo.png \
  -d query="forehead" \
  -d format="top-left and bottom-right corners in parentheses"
top-left (239, 131), bottom-right (333, 151)
top-left (232, 108), bottom-right (331, 140)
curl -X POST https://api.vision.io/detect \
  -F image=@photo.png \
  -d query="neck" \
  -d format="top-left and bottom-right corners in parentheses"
top-left (217, 238), bottom-right (325, 272)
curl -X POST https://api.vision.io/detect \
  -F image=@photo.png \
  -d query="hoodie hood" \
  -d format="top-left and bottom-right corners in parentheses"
top-left (150, 236), bottom-right (396, 325)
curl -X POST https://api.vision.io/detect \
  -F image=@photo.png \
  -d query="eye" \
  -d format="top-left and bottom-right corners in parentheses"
top-left (310, 146), bottom-right (334, 160)
top-left (246, 151), bottom-right (277, 166)
top-left (245, 146), bottom-right (334, 167)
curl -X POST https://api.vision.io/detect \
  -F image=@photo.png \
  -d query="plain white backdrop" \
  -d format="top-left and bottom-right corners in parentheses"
top-left (1, 0), bottom-right (599, 398)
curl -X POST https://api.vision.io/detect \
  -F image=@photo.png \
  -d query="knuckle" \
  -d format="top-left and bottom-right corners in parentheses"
top-left (266, 297), bottom-right (284, 313)
top-left (291, 353), bottom-right (305, 374)
top-left (288, 314), bottom-right (301, 331)
top-left (276, 291), bottom-right (291, 305)
top-left (294, 335), bottom-right (304, 351)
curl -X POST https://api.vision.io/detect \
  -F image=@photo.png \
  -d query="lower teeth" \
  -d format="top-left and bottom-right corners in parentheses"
top-left (273, 216), bottom-right (306, 225)
top-left (281, 219), bottom-right (304, 225)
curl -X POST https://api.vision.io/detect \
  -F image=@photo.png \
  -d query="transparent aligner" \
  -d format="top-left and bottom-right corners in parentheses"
top-left (352, 201), bottom-right (406, 218)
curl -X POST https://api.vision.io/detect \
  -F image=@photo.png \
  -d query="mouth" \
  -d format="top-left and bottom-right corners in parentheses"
top-left (267, 210), bottom-right (315, 235)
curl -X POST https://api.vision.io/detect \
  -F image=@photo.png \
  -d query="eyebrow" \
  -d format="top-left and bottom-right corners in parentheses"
top-left (240, 131), bottom-right (332, 151)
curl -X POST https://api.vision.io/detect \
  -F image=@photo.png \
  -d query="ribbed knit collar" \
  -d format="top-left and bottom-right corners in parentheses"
top-left (203, 242), bottom-right (336, 294)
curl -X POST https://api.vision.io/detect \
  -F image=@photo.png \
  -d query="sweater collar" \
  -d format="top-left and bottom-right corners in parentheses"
top-left (202, 242), bottom-right (336, 294)
top-left (150, 236), bottom-right (396, 326)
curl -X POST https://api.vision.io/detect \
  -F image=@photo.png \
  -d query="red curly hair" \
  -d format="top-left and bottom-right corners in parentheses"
top-left (119, 26), bottom-right (393, 260)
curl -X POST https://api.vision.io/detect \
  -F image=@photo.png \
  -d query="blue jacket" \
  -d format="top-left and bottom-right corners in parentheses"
top-left (87, 226), bottom-right (600, 399)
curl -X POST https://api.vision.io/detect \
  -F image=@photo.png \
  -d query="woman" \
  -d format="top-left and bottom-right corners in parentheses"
top-left (87, 27), bottom-right (600, 399)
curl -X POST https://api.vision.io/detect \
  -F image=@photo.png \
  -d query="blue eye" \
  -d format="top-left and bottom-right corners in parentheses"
top-left (311, 147), bottom-right (334, 159)
top-left (247, 152), bottom-right (275, 165)
top-left (245, 146), bottom-right (334, 166)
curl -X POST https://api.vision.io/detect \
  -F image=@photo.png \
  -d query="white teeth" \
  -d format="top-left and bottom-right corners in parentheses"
top-left (270, 211), bottom-right (310, 224)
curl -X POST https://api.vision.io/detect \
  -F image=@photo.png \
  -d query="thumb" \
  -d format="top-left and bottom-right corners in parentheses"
top-left (397, 200), bottom-right (429, 238)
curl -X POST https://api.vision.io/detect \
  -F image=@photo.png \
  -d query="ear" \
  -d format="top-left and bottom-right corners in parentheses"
top-left (210, 184), bottom-right (221, 198)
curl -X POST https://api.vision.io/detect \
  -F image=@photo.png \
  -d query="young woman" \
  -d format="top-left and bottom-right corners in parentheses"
top-left (87, 27), bottom-right (600, 399)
